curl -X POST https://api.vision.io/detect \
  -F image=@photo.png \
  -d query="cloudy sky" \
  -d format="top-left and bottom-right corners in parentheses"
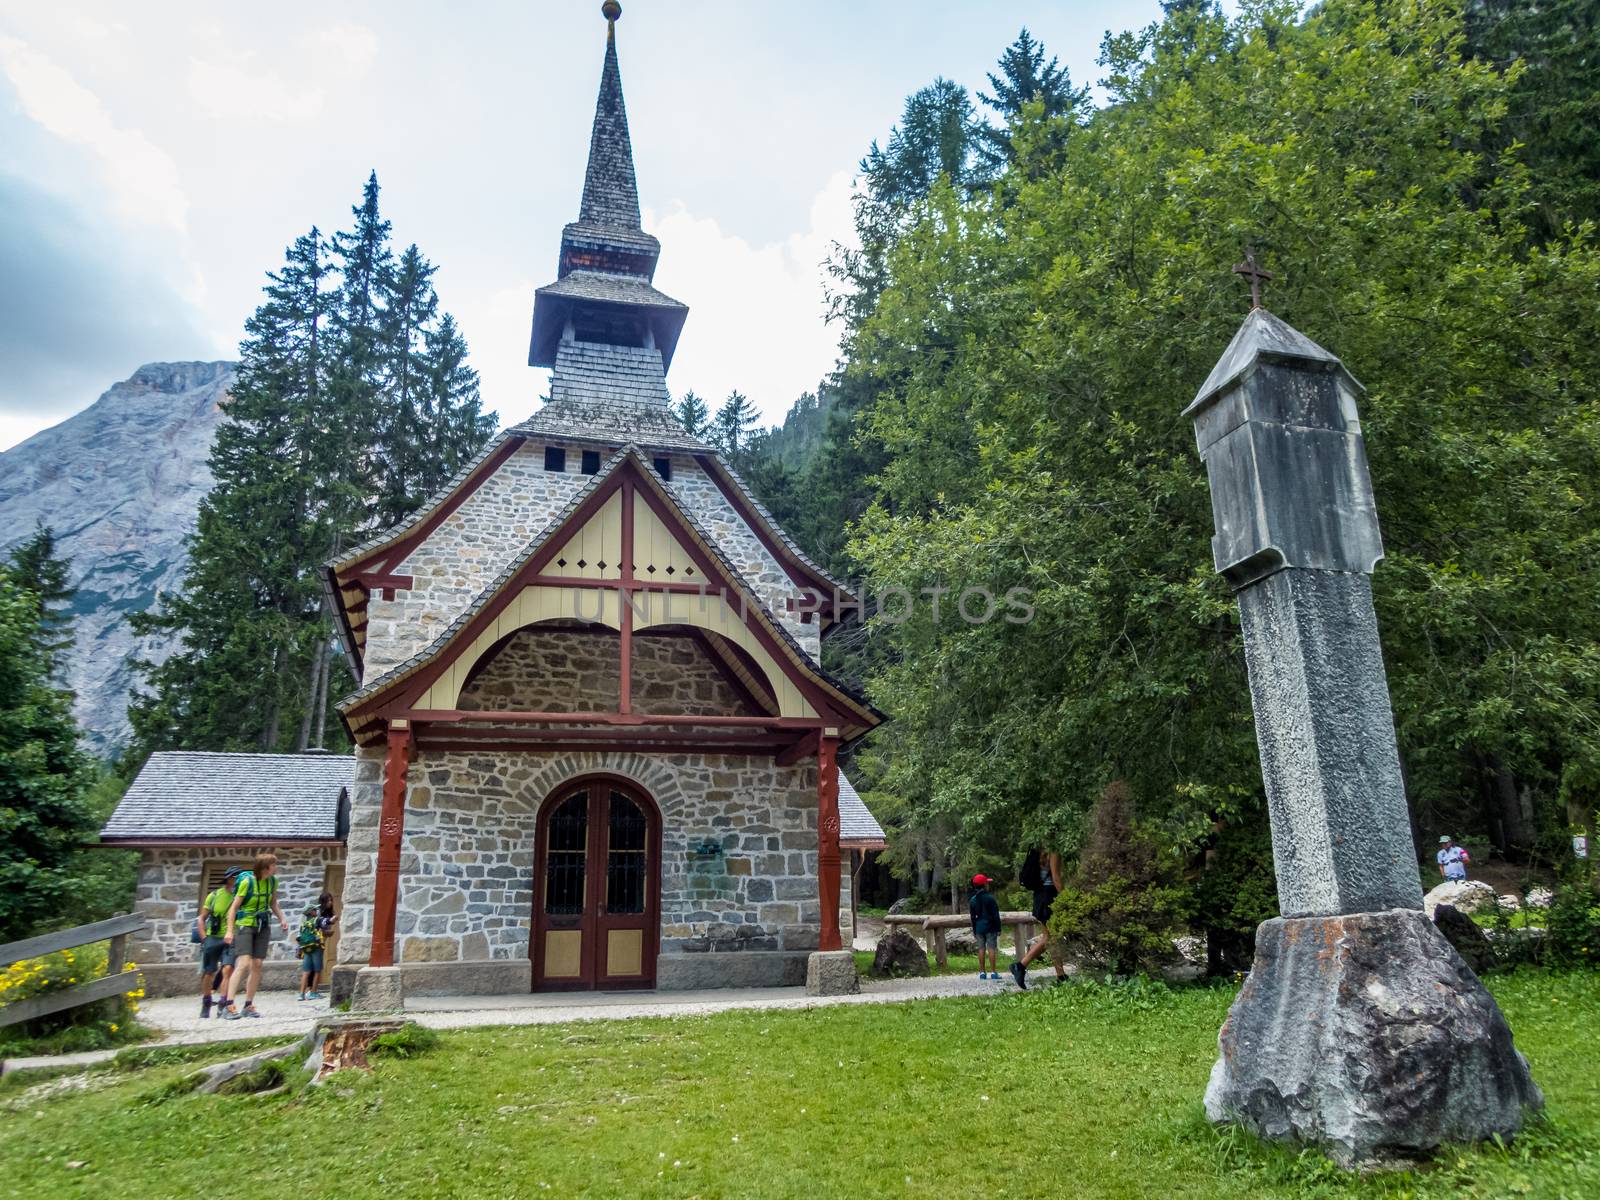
top-left (0, 1), bottom-right (1171, 451)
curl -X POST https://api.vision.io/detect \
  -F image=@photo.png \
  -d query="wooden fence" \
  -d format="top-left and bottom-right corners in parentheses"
top-left (0, 913), bottom-right (145, 1028)
top-left (884, 911), bottom-right (1042, 967)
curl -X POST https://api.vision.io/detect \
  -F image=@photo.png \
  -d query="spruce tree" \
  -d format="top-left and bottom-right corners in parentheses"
top-left (974, 29), bottom-right (1088, 172)
top-left (674, 390), bottom-right (709, 437)
top-left (374, 244), bottom-right (441, 527)
top-left (6, 524), bottom-right (75, 677)
top-left (0, 567), bottom-right (96, 940)
top-left (131, 228), bottom-right (337, 752)
top-left (421, 312), bottom-right (494, 488)
top-left (712, 390), bottom-right (759, 462)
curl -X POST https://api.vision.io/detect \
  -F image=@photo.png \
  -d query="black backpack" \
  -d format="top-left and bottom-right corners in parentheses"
top-left (1019, 848), bottom-right (1043, 892)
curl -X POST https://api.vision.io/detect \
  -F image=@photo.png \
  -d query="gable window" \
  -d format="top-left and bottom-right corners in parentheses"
top-left (581, 449), bottom-right (601, 475)
top-left (544, 446), bottom-right (567, 472)
top-left (653, 457), bottom-right (673, 482)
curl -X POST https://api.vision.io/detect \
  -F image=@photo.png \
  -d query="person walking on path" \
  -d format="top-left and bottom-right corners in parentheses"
top-left (1437, 835), bottom-right (1471, 881)
top-left (968, 874), bottom-right (1002, 980)
top-left (195, 866), bottom-right (242, 1018)
top-left (219, 852), bottom-right (288, 1019)
top-left (1011, 847), bottom-right (1067, 990)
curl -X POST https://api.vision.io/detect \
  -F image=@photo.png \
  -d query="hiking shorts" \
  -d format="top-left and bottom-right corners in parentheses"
top-left (974, 931), bottom-right (999, 952)
top-left (200, 936), bottom-right (236, 974)
top-left (233, 924), bottom-right (273, 960)
top-left (300, 948), bottom-right (324, 974)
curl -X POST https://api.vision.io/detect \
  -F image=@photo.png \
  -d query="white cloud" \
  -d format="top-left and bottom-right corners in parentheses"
top-left (185, 23), bottom-right (377, 124)
top-left (0, 34), bottom-right (188, 232)
top-left (454, 277), bottom-right (549, 431)
top-left (645, 169), bottom-right (857, 426)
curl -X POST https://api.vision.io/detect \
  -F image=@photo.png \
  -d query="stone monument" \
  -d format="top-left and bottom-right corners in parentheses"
top-left (1186, 261), bottom-right (1542, 1166)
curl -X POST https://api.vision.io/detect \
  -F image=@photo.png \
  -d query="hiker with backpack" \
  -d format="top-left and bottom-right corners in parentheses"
top-left (1010, 846), bottom-right (1067, 989)
top-left (219, 852), bottom-right (288, 1019)
top-left (296, 892), bottom-right (337, 1001)
top-left (195, 866), bottom-right (243, 1018)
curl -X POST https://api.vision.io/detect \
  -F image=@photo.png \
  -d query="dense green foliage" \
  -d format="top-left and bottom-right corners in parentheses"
top-left (128, 174), bottom-right (495, 757)
top-left (0, 535), bottom-right (98, 942)
top-left (3, 972), bottom-right (1597, 1195)
top-left (744, 2), bottom-right (1600, 915)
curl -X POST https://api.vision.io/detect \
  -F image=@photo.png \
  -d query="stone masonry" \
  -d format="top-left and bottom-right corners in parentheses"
top-left (362, 443), bottom-right (818, 678)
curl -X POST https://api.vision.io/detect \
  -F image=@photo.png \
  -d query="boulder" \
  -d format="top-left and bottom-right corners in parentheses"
top-left (1432, 904), bottom-right (1494, 974)
top-left (1423, 879), bottom-right (1497, 918)
top-left (805, 950), bottom-right (859, 996)
top-left (1205, 909), bottom-right (1541, 1168)
top-left (884, 897), bottom-right (916, 917)
top-left (1524, 887), bottom-right (1554, 910)
top-left (1498, 894), bottom-right (1522, 912)
top-left (870, 927), bottom-right (930, 978)
top-left (943, 928), bottom-right (979, 956)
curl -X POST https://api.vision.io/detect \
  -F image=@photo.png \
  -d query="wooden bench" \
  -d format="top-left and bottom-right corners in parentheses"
top-left (0, 912), bottom-right (146, 1029)
top-left (921, 912), bottom-right (1042, 967)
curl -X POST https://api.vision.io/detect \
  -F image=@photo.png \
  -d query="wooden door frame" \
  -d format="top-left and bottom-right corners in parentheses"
top-left (529, 773), bottom-right (662, 992)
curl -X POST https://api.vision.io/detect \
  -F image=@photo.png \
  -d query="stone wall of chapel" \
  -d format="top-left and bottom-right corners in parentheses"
top-left (665, 455), bottom-right (822, 663)
top-left (454, 626), bottom-right (746, 717)
top-left (358, 443), bottom-right (822, 684)
top-left (336, 746), bottom-right (822, 967)
top-left (129, 845), bottom-right (343, 966)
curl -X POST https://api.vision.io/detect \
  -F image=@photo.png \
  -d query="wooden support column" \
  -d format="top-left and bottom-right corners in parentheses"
top-left (619, 476), bottom-right (634, 714)
top-left (817, 733), bottom-right (843, 952)
top-left (369, 722), bottom-right (412, 967)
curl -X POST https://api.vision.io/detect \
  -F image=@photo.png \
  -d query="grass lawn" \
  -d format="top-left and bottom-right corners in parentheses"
top-left (2, 972), bottom-right (1596, 1199)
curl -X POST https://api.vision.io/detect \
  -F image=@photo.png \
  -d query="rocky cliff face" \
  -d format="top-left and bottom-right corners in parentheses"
top-left (0, 362), bottom-right (236, 754)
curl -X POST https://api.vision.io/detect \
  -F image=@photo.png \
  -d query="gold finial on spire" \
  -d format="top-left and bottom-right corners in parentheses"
top-left (602, 1), bottom-right (622, 23)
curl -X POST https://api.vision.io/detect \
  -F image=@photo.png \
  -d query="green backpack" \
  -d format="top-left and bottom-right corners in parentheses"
top-left (296, 912), bottom-right (322, 953)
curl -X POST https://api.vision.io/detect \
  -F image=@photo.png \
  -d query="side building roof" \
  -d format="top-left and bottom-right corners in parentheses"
top-left (100, 751), bottom-right (352, 846)
top-left (838, 772), bottom-right (886, 850)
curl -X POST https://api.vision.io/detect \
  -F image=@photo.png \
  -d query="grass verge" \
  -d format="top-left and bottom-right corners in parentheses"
top-left (0, 971), bottom-right (1594, 1198)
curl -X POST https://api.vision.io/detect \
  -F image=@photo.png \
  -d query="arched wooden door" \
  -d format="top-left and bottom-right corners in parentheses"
top-left (531, 777), bottom-right (661, 991)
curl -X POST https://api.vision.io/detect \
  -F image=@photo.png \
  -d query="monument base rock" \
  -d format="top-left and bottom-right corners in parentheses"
top-left (1205, 908), bottom-right (1541, 1167)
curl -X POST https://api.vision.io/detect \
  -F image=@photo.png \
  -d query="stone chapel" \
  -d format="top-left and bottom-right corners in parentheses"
top-left (321, 5), bottom-right (883, 1002)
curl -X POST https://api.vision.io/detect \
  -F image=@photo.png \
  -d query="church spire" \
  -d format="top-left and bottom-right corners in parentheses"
top-left (579, 2), bottom-right (640, 229)
top-left (527, 2), bottom-right (689, 372)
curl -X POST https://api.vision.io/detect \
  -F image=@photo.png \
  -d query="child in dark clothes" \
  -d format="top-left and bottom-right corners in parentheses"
top-left (968, 874), bottom-right (1002, 980)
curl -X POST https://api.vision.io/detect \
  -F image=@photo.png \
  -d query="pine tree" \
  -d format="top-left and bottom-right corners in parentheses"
top-left (130, 228), bottom-right (338, 752)
top-left (974, 29), bottom-right (1088, 172)
top-left (0, 567), bottom-right (97, 940)
top-left (712, 390), bottom-right (759, 462)
top-left (420, 312), bottom-right (494, 487)
top-left (373, 244), bottom-right (441, 527)
top-left (6, 524), bottom-right (75, 677)
top-left (674, 390), bottom-right (709, 437)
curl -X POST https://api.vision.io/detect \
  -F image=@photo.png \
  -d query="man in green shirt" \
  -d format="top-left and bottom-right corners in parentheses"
top-left (195, 866), bottom-right (242, 1018)
top-left (220, 852), bottom-right (289, 1019)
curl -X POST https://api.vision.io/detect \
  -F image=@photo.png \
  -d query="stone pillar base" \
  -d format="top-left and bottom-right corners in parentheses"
top-left (805, 949), bottom-right (859, 996)
top-left (349, 965), bottom-right (406, 1013)
top-left (1206, 909), bottom-right (1542, 1167)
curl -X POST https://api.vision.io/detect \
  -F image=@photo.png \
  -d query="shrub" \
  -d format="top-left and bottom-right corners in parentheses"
top-left (1047, 781), bottom-right (1191, 975)
top-left (1541, 862), bottom-right (1600, 968)
top-left (0, 943), bottom-right (148, 1054)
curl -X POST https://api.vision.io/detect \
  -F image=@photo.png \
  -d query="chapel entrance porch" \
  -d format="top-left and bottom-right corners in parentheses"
top-left (531, 776), bottom-right (661, 992)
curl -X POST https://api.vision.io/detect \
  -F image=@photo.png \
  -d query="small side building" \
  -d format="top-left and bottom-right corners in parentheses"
top-left (99, 751), bottom-right (351, 996)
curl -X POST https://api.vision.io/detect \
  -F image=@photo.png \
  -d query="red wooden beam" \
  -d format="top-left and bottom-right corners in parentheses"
top-left (369, 725), bottom-right (412, 968)
top-left (526, 576), bottom-right (707, 594)
top-left (418, 727), bottom-right (792, 747)
top-left (410, 739), bottom-right (785, 756)
top-left (775, 729), bottom-right (820, 767)
top-left (406, 709), bottom-right (821, 729)
top-left (817, 734), bottom-right (843, 952)
top-left (693, 453), bottom-right (845, 608)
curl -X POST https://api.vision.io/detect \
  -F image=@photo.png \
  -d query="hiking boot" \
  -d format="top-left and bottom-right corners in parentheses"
top-left (297, 992), bottom-right (307, 1002)
top-left (220, 1006), bottom-right (242, 1020)
top-left (1010, 962), bottom-right (1027, 990)
top-left (200, 995), bottom-right (212, 1019)
top-left (242, 1005), bottom-right (262, 1018)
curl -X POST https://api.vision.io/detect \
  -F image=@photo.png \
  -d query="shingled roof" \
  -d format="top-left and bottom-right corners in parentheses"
top-left (838, 773), bottom-right (886, 849)
top-left (101, 751), bottom-right (352, 845)
top-left (338, 445), bottom-right (882, 742)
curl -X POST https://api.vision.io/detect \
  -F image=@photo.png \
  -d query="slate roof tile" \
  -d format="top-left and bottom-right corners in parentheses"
top-left (101, 751), bottom-right (351, 843)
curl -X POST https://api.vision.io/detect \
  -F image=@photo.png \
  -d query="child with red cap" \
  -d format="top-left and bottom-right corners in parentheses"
top-left (968, 874), bottom-right (1002, 980)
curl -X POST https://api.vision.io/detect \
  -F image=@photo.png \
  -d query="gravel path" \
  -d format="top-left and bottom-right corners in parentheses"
top-left (119, 973), bottom-right (1007, 1047)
